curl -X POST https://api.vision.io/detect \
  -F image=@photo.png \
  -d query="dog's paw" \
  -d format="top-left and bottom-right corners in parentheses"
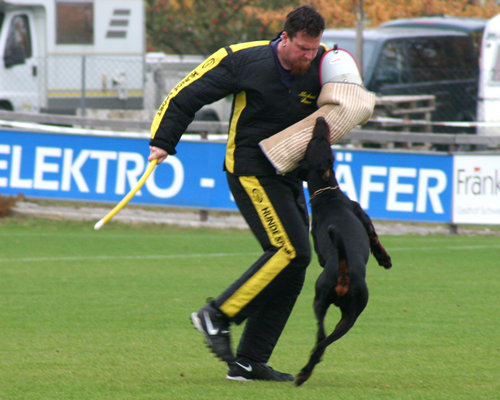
top-left (295, 371), bottom-right (311, 386)
top-left (371, 237), bottom-right (392, 269)
top-left (377, 253), bottom-right (392, 269)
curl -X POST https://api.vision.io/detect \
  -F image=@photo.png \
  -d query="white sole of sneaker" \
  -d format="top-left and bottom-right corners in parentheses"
top-left (191, 312), bottom-right (204, 334)
top-left (226, 375), bottom-right (253, 381)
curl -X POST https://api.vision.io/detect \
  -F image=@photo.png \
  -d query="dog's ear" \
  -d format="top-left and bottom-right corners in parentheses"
top-left (313, 117), bottom-right (329, 141)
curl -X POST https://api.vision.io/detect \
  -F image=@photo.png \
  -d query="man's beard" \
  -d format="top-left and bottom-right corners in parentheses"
top-left (290, 60), bottom-right (312, 76)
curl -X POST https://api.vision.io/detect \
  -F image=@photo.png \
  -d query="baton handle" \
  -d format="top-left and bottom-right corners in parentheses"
top-left (94, 159), bottom-right (157, 230)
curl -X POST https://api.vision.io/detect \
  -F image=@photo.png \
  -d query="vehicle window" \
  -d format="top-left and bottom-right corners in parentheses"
top-left (5, 14), bottom-right (32, 60)
top-left (321, 35), bottom-right (377, 77)
top-left (406, 37), bottom-right (475, 82)
top-left (0, 12), bottom-right (4, 31)
top-left (493, 45), bottom-right (500, 82)
top-left (373, 40), bottom-right (407, 85)
top-left (56, 1), bottom-right (94, 44)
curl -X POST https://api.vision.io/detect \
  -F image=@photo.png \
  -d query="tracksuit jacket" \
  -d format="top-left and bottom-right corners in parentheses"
top-left (150, 39), bottom-right (328, 176)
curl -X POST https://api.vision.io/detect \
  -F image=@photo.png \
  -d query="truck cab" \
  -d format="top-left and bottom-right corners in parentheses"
top-left (0, 2), bottom-right (41, 111)
top-left (0, 0), bottom-right (145, 114)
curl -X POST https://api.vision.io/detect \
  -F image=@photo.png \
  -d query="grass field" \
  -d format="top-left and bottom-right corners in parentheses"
top-left (1, 217), bottom-right (499, 400)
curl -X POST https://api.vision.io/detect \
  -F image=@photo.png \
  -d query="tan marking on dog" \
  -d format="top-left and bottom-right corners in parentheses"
top-left (335, 259), bottom-right (350, 297)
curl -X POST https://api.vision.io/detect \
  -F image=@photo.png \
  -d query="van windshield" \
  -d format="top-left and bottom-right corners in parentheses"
top-left (406, 36), bottom-right (476, 81)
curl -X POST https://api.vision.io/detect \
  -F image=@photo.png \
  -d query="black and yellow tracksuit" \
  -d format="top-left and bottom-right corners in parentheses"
top-left (150, 39), bottom-right (327, 363)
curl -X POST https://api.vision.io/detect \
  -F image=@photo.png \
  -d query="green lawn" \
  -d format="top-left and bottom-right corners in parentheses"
top-left (1, 217), bottom-right (499, 400)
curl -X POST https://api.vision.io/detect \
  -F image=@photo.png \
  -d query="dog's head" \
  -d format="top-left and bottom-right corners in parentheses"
top-left (301, 117), bottom-right (334, 181)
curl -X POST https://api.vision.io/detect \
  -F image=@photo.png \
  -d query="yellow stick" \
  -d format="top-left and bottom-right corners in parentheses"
top-left (94, 159), bottom-right (157, 230)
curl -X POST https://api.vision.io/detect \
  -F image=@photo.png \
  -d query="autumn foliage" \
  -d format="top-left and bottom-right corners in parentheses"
top-left (146, 0), bottom-right (500, 55)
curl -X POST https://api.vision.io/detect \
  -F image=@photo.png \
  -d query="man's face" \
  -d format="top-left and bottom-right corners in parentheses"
top-left (282, 30), bottom-right (322, 76)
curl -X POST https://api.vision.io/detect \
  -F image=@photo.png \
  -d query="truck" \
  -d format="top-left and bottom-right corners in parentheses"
top-left (321, 27), bottom-right (479, 125)
top-left (379, 15), bottom-right (487, 58)
top-left (0, 0), bottom-right (145, 114)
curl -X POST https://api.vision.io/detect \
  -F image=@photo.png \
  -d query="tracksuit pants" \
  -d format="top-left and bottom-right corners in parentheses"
top-left (212, 172), bottom-right (311, 363)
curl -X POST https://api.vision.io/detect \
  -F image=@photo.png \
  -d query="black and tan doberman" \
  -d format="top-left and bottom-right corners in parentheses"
top-left (295, 117), bottom-right (392, 386)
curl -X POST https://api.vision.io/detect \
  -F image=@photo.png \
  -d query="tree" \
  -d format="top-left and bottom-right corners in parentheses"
top-left (146, 0), bottom-right (500, 55)
top-left (145, 0), bottom-right (298, 55)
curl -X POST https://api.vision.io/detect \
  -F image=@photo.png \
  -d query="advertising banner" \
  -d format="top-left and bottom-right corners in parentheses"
top-left (452, 154), bottom-right (500, 224)
top-left (0, 129), bottom-right (230, 209)
top-left (333, 149), bottom-right (452, 223)
top-left (0, 127), bottom-right (480, 224)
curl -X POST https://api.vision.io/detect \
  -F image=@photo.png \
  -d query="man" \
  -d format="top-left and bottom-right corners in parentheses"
top-left (148, 5), bottom-right (326, 381)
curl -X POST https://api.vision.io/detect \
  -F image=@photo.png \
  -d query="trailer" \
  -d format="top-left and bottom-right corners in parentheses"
top-left (0, 0), bottom-right (145, 114)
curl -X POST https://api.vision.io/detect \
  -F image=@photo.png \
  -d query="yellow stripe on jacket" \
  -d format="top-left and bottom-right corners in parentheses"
top-left (150, 47), bottom-right (228, 139)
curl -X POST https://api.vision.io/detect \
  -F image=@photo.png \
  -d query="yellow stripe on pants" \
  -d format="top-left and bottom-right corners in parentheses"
top-left (219, 176), bottom-right (296, 318)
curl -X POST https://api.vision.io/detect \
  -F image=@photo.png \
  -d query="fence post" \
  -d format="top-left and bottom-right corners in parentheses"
top-left (80, 55), bottom-right (87, 118)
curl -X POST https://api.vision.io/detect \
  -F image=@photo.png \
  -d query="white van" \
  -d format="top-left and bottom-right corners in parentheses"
top-left (0, 0), bottom-right (145, 114)
top-left (477, 13), bottom-right (500, 136)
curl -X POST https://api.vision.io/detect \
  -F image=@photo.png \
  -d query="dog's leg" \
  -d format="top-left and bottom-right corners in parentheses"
top-left (295, 338), bottom-right (328, 386)
top-left (294, 266), bottom-right (333, 386)
top-left (296, 233), bottom-right (362, 387)
top-left (350, 200), bottom-right (392, 269)
top-left (295, 294), bottom-right (367, 386)
top-left (312, 267), bottom-right (334, 344)
top-left (295, 303), bottom-right (328, 386)
top-left (314, 291), bottom-right (329, 344)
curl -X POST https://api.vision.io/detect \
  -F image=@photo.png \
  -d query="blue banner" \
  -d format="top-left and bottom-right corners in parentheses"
top-left (0, 129), bottom-right (453, 222)
top-left (333, 149), bottom-right (452, 222)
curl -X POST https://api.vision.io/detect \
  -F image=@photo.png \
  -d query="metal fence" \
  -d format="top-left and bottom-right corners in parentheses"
top-left (0, 54), bottom-right (144, 114)
top-left (0, 52), bottom-right (492, 132)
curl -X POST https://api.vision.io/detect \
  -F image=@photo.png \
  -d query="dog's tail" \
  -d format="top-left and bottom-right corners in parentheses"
top-left (328, 226), bottom-right (350, 297)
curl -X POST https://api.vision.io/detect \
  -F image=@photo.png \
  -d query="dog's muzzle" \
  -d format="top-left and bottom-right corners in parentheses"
top-left (259, 47), bottom-right (375, 175)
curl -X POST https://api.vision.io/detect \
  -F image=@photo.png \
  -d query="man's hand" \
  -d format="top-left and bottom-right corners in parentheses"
top-left (148, 146), bottom-right (168, 164)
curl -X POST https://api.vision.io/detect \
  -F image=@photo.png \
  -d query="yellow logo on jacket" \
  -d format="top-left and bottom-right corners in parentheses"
top-left (298, 91), bottom-right (316, 104)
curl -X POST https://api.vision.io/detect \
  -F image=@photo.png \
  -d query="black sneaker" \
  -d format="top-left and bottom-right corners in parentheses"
top-left (191, 303), bottom-right (234, 363)
top-left (227, 357), bottom-right (294, 382)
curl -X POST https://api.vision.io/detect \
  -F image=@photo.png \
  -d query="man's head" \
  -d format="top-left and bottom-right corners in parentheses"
top-left (279, 5), bottom-right (325, 76)
top-left (284, 5), bottom-right (325, 39)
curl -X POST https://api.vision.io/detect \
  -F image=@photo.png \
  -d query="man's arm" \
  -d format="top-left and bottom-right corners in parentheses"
top-left (149, 47), bottom-right (235, 155)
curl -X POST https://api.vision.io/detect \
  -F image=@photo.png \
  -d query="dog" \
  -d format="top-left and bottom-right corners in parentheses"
top-left (295, 117), bottom-right (392, 386)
